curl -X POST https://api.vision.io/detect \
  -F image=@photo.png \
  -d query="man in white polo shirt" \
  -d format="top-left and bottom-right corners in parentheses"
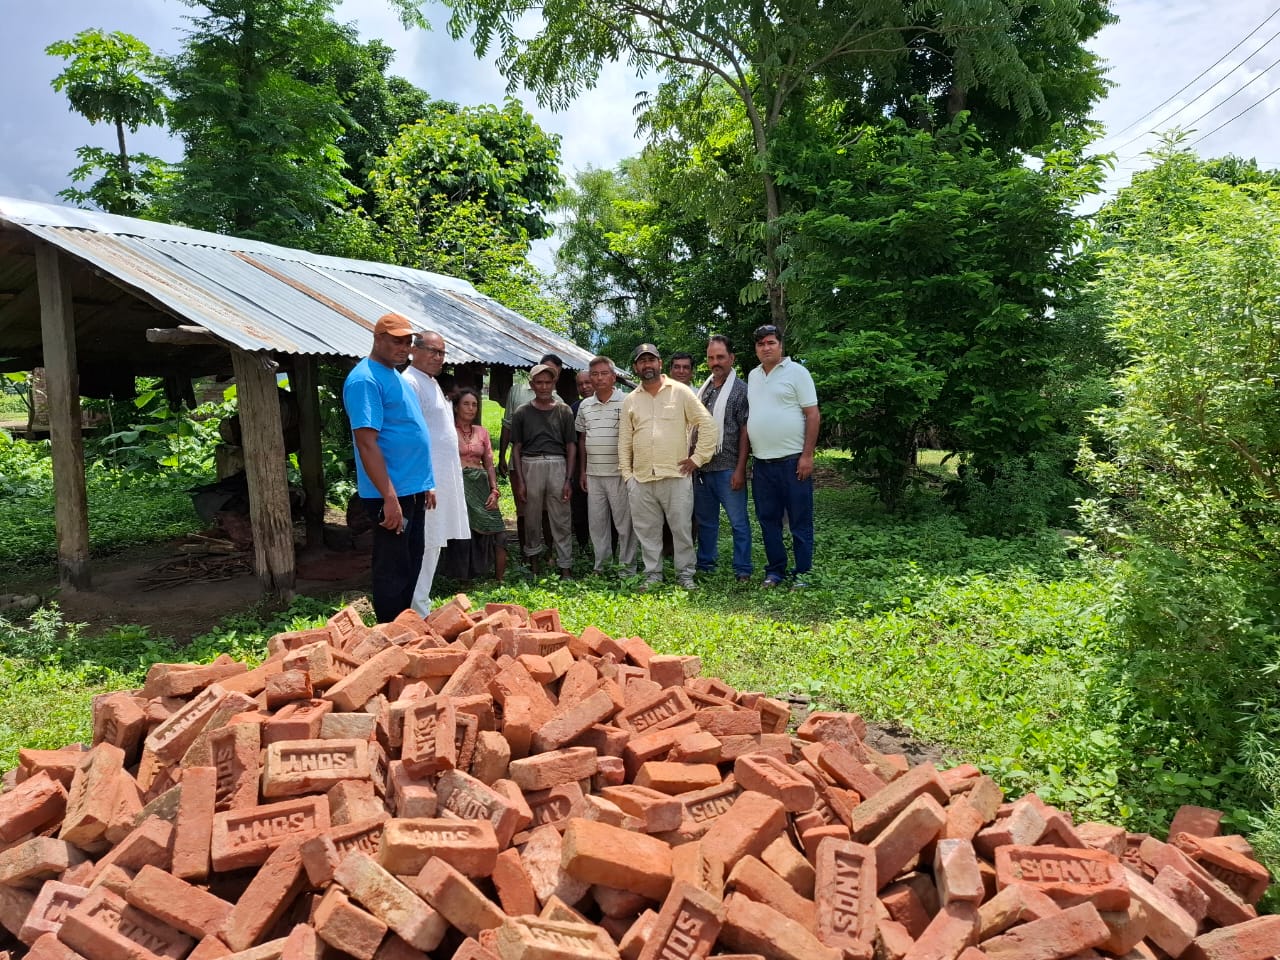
top-left (746, 323), bottom-right (821, 588)
top-left (575, 355), bottom-right (636, 576)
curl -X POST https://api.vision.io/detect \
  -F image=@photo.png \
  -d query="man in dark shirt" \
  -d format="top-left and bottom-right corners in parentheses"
top-left (511, 363), bottom-right (578, 578)
top-left (695, 335), bottom-right (752, 580)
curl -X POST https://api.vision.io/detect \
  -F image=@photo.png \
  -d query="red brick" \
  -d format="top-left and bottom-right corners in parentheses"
top-left (492, 914), bottom-right (621, 959)
top-left (1075, 822), bottom-right (1126, 857)
top-left (219, 837), bottom-right (309, 952)
top-left (634, 761), bottom-right (722, 795)
top-left (817, 742), bottom-right (887, 801)
top-left (209, 723), bottom-right (261, 812)
top-left (812, 838), bottom-right (876, 958)
top-left (410, 856), bottom-right (505, 939)
top-left (700, 791), bottom-right (787, 876)
top-left (262, 700), bottom-right (332, 745)
top-left (1123, 869), bottom-right (1199, 957)
top-left (533, 690), bottom-right (618, 753)
top-left (18, 747), bottom-right (86, 790)
top-left (600, 784), bottom-right (682, 834)
top-left (0, 837), bottom-right (89, 888)
top-left (261, 739), bottom-right (371, 798)
top-left (92, 693), bottom-right (148, 764)
top-left (521, 823), bottom-right (592, 908)
top-left (83, 817), bottom-right (171, 884)
top-left (124, 864), bottom-right (233, 940)
top-left (850, 763), bottom-right (947, 844)
top-left (493, 847), bottom-right (540, 917)
top-left (979, 902), bottom-right (1110, 960)
top-left (1167, 805), bottom-right (1223, 841)
top-left (145, 683), bottom-right (236, 765)
top-left (977, 883), bottom-right (1061, 940)
top-left (401, 697), bottom-right (457, 778)
top-left (721, 891), bottom-right (841, 960)
top-left (935, 839), bottom-right (984, 905)
top-left (334, 849), bottom-right (448, 951)
top-left (0, 771), bottom-right (67, 843)
top-left (614, 687), bottom-right (696, 736)
top-left (0, 884), bottom-right (37, 939)
top-left (633, 880), bottom-right (723, 960)
top-left (26, 932), bottom-right (87, 960)
top-left (993, 845), bottom-right (1127, 911)
top-left (1182, 914), bottom-right (1280, 960)
top-left (562, 818), bottom-right (674, 902)
top-left (904, 900), bottom-right (980, 960)
top-left (312, 886), bottom-right (387, 960)
top-left (759, 835), bottom-right (814, 899)
top-left (1097, 899), bottom-right (1151, 955)
top-left (210, 795), bottom-right (328, 873)
top-left (1138, 836), bottom-right (1255, 926)
top-left (1154, 864), bottom-right (1210, 923)
top-left (435, 769), bottom-right (525, 848)
top-left (170, 765), bottom-right (217, 881)
top-left (379, 818), bottom-right (498, 876)
top-left (19, 881), bottom-right (88, 946)
top-left (733, 754), bottom-right (817, 812)
top-left (510, 747), bottom-right (599, 792)
top-left (1170, 832), bottom-right (1269, 905)
top-left (59, 743), bottom-right (127, 848)
top-left (386, 760), bottom-right (437, 819)
top-left (729, 855), bottom-right (817, 929)
top-left (525, 781), bottom-right (585, 832)
top-left (327, 779), bottom-right (382, 826)
top-left (58, 885), bottom-right (194, 960)
top-left (871, 793), bottom-right (947, 889)
top-left (324, 647), bottom-right (410, 712)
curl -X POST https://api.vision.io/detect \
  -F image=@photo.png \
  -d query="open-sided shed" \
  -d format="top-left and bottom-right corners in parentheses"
top-left (0, 196), bottom-right (593, 596)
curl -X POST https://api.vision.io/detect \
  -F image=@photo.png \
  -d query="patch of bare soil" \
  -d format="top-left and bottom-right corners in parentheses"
top-left (37, 538), bottom-right (374, 643)
top-left (783, 692), bottom-right (952, 769)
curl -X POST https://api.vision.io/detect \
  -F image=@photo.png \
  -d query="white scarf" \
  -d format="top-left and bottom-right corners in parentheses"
top-left (699, 368), bottom-right (737, 454)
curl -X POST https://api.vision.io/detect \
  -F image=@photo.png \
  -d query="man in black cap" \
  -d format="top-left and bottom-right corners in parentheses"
top-left (618, 343), bottom-right (716, 590)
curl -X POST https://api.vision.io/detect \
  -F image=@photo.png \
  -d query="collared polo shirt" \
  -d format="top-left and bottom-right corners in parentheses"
top-left (575, 389), bottom-right (626, 477)
top-left (746, 357), bottom-right (818, 459)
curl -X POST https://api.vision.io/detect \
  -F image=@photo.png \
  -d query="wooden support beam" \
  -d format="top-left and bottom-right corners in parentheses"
top-left (291, 356), bottom-right (326, 548)
top-left (146, 325), bottom-right (223, 346)
top-left (230, 348), bottom-right (296, 599)
top-left (35, 245), bottom-right (91, 591)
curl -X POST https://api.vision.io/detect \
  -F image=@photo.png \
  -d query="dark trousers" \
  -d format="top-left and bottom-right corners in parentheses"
top-left (752, 456), bottom-right (814, 580)
top-left (362, 492), bottom-right (427, 623)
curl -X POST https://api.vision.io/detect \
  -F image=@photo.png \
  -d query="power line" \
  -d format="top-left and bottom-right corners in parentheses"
top-left (1108, 26), bottom-right (1280, 153)
top-left (1100, 6), bottom-right (1280, 148)
top-left (1188, 83), bottom-right (1280, 147)
top-left (1175, 51), bottom-right (1280, 133)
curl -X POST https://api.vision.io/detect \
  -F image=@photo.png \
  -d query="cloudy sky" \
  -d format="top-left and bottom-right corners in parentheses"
top-left (2, 0), bottom-right (1278, 262)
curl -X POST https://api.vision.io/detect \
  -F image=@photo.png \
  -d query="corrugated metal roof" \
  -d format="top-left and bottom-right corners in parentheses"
top-left (0, 195), bottom-right (594, 368)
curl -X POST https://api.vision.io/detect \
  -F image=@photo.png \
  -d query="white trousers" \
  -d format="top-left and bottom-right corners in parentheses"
top-left (586, 474), bottom-right (637, 574)
top-left (410, 544), bottom-right (441, 617)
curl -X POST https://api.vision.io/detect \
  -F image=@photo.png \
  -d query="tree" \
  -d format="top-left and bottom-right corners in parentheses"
top-left (1078, 145), bottom-right (1280, 828)
top-left (46, 29), bottom-right (171, 215)
top-left (783, 116), bottom-right (1106, 510)
top-left (159, 0), bottom-right (363, 242)
top-left (368, 100), bottom-right (562, 245)
top-left (439, 0), bottom-right (1109, 331)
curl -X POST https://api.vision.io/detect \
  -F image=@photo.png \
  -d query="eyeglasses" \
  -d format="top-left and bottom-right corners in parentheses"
top-left (416, 345), bottom-right (446, 356)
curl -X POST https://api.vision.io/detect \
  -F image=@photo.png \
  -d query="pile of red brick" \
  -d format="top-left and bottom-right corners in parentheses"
top-left (0, 595), bottom-right (1273, 960)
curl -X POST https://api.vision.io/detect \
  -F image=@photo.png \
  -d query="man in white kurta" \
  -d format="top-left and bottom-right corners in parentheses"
top-left (405, 330), bottom-right (469, 615)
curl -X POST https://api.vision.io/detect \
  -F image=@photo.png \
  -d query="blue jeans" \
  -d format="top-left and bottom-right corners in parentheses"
top-left (752, 456), bottom-right (814, 580)
top-left (694, 469), bottom-right (752, 577)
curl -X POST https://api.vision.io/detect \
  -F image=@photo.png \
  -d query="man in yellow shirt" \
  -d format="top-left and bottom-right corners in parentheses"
top-left (619, 343), bottom-right (717, 590)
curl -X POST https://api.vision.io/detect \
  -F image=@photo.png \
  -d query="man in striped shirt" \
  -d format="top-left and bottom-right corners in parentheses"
top-left (575, 356), bottom-right (637, 576)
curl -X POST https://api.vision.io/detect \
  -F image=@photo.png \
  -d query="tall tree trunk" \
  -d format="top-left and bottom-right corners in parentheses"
top-left (115, 119), bottom-right (133, 199)
top-left (762, 170), bottom-right (788, 332)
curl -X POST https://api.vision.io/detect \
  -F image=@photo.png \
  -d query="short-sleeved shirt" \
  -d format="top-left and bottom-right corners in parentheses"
top-left (574, 390), bottom-right (626, 477)
top-left (746, 357), bottom-right (818, 460)
top-left (343, 357), bottom-right (434, 499)
top-left (457, 424), bottom-right (493, 470)
top-left (696, 376), bottom-right (749, 473)
top-left (511, 401), bottom-right (576, 457)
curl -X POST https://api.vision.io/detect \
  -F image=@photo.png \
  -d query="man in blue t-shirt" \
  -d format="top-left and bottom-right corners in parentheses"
top-left (343, 312), bottom-right (436, 622)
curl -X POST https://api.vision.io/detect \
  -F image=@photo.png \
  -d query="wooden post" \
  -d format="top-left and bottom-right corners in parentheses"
top-left (35, 245), bottom-right (91, 590)
top-left (230, 348), bottom-right (296, 598)
top-left (292, 356), bottom-right (326, 548)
